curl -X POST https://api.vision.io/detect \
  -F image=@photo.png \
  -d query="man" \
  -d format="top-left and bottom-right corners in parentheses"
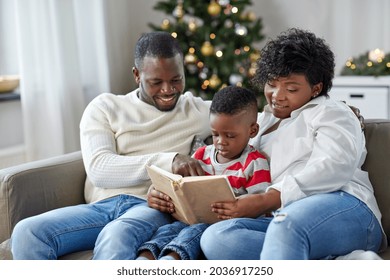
top-left (11, 31), bottom-right (211, 260)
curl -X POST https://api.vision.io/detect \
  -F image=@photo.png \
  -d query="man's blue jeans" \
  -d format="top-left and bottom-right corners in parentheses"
top-left (11, 195), bottom-right (173, 259)
top-left (200, 191), bottom-right (383, 260)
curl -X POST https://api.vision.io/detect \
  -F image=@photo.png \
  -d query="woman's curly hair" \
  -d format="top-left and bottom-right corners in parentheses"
top-left (252, 28), bottom-right (335, 97)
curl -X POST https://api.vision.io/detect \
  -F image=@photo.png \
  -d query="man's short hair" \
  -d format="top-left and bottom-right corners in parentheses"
top-left (134, 31), bottom-right (183, 69)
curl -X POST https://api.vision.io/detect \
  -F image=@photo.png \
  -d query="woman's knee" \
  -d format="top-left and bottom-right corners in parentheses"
top-left (200, 220), bottom-right (236, 258)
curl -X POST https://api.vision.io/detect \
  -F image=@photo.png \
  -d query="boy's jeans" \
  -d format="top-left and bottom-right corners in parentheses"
top-left (138, 221), bottom-right (209, 260)
top-left (11, 195), bottom-right (173, 259)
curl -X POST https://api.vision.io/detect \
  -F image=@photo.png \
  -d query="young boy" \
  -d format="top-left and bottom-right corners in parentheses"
top-left (137, 85), bottom-right (271, 260)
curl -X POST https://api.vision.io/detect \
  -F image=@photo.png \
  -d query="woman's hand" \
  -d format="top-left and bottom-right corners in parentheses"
top-left (147, 185), bottom-right (175, 213)
top-left (211, 189), bottom-right (281, 220)
top-left (172, 154), bottom-right (205, 176)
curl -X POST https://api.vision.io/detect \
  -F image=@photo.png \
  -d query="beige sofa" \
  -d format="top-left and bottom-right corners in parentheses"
top-left (1, 119), bottom-right (390, 260)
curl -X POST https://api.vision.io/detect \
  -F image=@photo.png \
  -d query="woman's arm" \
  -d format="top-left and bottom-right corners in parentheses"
top-left (271, 103), bottom-right (365, 207)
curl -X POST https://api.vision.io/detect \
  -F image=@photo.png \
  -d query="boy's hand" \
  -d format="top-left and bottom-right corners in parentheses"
top-left (172, 154), bottom-right (205, 176)
top-left (147, 186), bottom-right (175, 213)
top-left (211, 196), bottom-right (254, 220)
top-left (212, 190), bottom-right (281, 219)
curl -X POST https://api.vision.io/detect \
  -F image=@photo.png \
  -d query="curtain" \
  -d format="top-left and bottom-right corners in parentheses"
top-left (14, 0), bottom-right (113, 161)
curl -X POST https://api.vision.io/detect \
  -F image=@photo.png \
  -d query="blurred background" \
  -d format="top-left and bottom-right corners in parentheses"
top-left (0, 0), bottom-right (389, 168)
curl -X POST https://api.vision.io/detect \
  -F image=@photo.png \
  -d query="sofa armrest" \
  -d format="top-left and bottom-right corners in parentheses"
top-left (0, 151), bottom-right (86, 243)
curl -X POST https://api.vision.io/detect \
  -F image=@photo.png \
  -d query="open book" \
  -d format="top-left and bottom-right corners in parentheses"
top-left (146, 165), bottom-right (236, 225)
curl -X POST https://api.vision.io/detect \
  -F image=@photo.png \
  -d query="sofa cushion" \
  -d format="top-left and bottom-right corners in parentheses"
top-left (362, 119), bottom-right (390, 245)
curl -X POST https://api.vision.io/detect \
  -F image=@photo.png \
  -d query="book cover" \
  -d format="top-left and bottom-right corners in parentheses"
top-left (146, 165), bottom-right (236, 224)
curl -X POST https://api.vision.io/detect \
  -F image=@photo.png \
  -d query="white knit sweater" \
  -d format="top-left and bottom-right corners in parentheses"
top-left (80, 90), bottom-right (211, 203)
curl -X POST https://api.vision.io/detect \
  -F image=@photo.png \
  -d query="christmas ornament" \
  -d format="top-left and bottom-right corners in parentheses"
top-left (219, 0), bottom-right (230, 6)
top-left (224, 19), bottom-right (233, 28)
top-left (250, 51), bottom-right (261, 62)
top-left (201, 41), bottom-right (214, 56)
top-left (248, 63), bottom-right (257, 76)
top-left (229, 74), bottom-right (243, 85)
top-left (246, 11), bottom-right (256, 21)
top-left (209, 74), bottom-right (221, 88)
top-left (173, 0), bottom-right (184, 19)
top-left (235, 24), bottom-right (248, 36)
top-left (185, 52), bottom-right (197, 64)
top-left (188, 19), bottom-right (197, 32)
top-left (186, 64), bottom-right (198, 74)
top-left (207, 0), bottom-right (221, 16)
top-left (160, 19), bottom-right (170, 30)
top-left (369, 48), bottom-right (385, 62)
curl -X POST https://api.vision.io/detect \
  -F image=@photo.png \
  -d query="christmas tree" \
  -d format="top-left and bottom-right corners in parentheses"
top-left (149, 0), bottom-right (265, 107)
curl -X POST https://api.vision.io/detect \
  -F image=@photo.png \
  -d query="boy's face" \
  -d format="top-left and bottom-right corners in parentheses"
top-left (133, 54), bottom-right (185, 111)
top-left (210, 111), bottom-right (259, 163)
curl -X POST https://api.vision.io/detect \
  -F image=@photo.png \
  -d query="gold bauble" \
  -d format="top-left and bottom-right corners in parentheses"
top-left (160, 19), bottom-right (170, 30)
top-left (250, 51), bottom-right (261, 62)
top-left (207, 1), bottom-right (221, 16)
top-left (247, 11), bottom-right (256, 21)
top-left (209, 74), bottom-right (221, 89)
top-left (188, 20), bottom-right (197, 32)
top-left (173, 1), bottom-right (184, 19)
top-left (184, 53), bottom-right (197, 64)
top-left (201, 41), bottom-right (214, 56)
top-left (248, 65), bottom-right (257, 77)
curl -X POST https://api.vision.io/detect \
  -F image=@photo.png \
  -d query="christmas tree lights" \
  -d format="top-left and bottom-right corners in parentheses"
top-left (149, 0), bottom-right (265, 105)
top-left (341, 49), bottom-right (390, 76)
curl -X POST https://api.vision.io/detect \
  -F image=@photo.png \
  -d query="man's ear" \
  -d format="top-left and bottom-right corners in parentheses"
top-left (250, 122), bottom-right (259, 138)
top-left (132, 67), bottom-right (140, 84)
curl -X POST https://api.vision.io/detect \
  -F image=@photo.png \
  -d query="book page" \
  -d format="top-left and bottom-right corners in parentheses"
top-left (147, 165), bottom-right (182, 181)
top-left (146, 165), bottom-right (191, 223)
top-left (179, 176), bottom-right (236, 224)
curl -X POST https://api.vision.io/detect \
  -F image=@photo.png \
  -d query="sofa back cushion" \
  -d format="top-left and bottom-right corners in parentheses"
top-left (362, 119), bottom-right (390, 244)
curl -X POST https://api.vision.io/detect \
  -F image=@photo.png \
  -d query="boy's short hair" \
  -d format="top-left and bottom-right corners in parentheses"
top-left (210, 85), bottom-right (258, 116)
top-left (134, 31), bottom-right (183, 69)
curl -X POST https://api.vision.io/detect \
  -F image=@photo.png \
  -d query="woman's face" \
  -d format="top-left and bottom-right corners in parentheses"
top-left (264, 74), bottom-right (322, 119)
top-left (133, 54), bottom-right (185, 111)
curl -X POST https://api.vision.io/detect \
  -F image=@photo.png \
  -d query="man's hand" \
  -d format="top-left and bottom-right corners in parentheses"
top-left (343, 102), bottom-right (365, 131)
top-left (172, 154), bottom-right (205, 176)
top-left (147, 186), bottom-right (175, 213)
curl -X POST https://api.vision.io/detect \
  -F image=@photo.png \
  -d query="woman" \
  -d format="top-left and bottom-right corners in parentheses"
top-left (199, 28), bottom-right (386, 259)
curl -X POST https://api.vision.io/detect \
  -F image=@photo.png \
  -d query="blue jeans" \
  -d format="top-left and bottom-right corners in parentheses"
top-left (200, 191), bottom-right (382, 260)
top-left (138, 221), bottom-right (209, 260)
top-left (11, 195), bottom-right (173, 259)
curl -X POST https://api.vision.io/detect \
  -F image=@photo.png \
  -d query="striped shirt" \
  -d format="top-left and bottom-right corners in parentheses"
top-left (192, 144), bottom-right (271, 195)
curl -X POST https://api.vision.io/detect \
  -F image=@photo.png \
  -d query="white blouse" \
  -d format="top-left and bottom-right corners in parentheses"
top-left (250, 96), bottom-right (384, 240)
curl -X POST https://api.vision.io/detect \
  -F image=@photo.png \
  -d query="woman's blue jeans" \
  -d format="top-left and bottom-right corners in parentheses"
top-left (200, 191), bottom-right (382, 260)
top-left (11, 195), bottom-right (173, 259)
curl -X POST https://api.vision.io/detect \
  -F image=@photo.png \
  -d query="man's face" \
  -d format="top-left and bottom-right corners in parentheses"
top-left (133, 54), bottom-right (185, 111)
